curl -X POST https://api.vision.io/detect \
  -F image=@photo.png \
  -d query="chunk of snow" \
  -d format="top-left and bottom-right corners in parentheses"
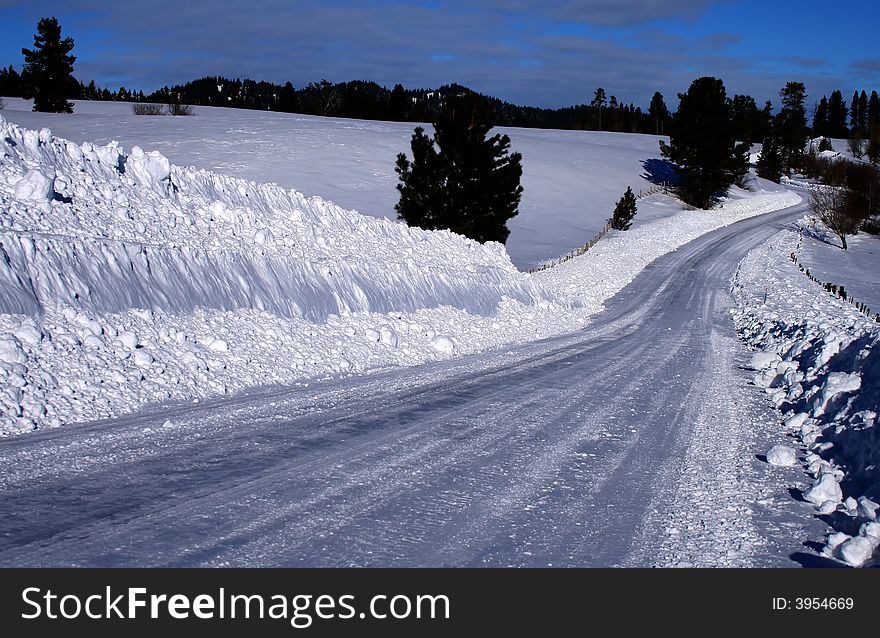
top-left (803, 473), bottom-right (843, 506)
top-left (431, 336), bottom-right (455, 353)
top-left (765, 445), bottom-right (797, 467)
top-left (13, 169), bottom-right (54, 201)
top-left (207, 339), bottom-right (228, 352)
top-left (117, 331), bottom-right (138, 351)
top-left (253, 228), bottom-right (273, 245)
top-left (838, 536), bottom-right (874, 567)
top-left (379, 325), bottom-right (397, 348)
top-left (858, 498), bottom-right (878, 521)
top-left (783, 412), bottom-right (809, 431)
top-left (812, 372), bottom-right (861, 417)
top-left (748, 351), bottom-right (780, 371)
top-left (826, 532), bottom-right (850, 551)
top-left (132, 349), bottom-right (153, 366)
top-left (126, 146), bottom-right (171, 188)
top-left (862, 522), bottom-right (880, 544)
top-left (12, 324), bottom-right (42, 347)
top-left (0, 338), bottom-right (26, 365)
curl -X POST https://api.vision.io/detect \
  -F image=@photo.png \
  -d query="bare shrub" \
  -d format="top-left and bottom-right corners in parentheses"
top-left (167, 102), bottom-right (193, 116)
top-left (132, 102), bottom-right (164, 115)
top-left (810, 185), bottom-right (859, 250)
top-left (848, 137), bottom-right (866, 159)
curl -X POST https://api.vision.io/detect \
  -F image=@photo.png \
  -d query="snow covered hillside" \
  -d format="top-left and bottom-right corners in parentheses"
top-left (732, 226), bottom-right (880, 567)
top-left (0, 113), bottom-right (799, 436)
top-left (0, 97), bottom-right (778, 269)
top-left (795, 218), bottom-right (880, 312)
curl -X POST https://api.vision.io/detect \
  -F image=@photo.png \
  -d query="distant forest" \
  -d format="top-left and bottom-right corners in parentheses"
top-left (0, 65), bottom-right (876, 146)
top-left (0, 67), bottom-right (673, 134)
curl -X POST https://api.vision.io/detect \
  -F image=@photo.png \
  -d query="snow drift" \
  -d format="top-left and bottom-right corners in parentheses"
top-left (0, 114), bottom-right (580, 435)
top-left (0, 117), bottom-right (548, 320)
top-left (732, 227), bottom-right (880, 567)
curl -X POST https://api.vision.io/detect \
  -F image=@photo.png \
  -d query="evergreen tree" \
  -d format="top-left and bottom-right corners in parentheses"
top-left (659, 76), bottom-right (749, 208)
top-left (730, 94), bottom-right (766, 144)
top-left (869, 91), bottom-right (880, 130)
top-left (759, 100), bottom-right (774, 139)
top-left (858, 90), bottom-right (869, 131)
top-left (775, 81), bottom-right (808, 172)
top-left (389, 83), bottom-right (408, 121)
top-left (827, 90), bottom-right (848, 138)
top-left (21, 17), bottom-right (76, 113)
top-left (591, 87), bottom-right (607, 130)
top-left (278, 81), bottom-right (298, 112)
top-left (850, 90), bottom-right (863, 134)
top-left (609, 186), bottom-right (637, 230)
top-left (868, 91), bottom-right (880, 165)
top-left (756, 136), bottom-right (785, 182)
top-left (812, 96), bottom-right (829, 137)
top-left (394, 93), bottom-right (523, 244)
top-left (0, 65), bottom-right (24, 97)
top-left (868, 128), bottom-right (880, 165)
top-left (608, 95), bottom-right (622, 131)
top-left (648, 91), bottom-right (668, 135)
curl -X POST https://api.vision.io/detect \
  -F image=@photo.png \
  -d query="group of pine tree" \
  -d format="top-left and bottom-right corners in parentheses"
top-left (4, 17), bottom-right (878, 249)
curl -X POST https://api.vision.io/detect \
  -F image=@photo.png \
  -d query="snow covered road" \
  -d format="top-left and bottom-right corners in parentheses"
top-left (0, 202), bottom-right (810, 567)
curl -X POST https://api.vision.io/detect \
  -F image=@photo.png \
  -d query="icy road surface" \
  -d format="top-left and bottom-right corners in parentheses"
top-left (0, 203), bottom-right (811, 567)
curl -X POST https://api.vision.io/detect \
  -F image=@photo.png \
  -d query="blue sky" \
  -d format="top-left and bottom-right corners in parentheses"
top-left (1, 0), bottom-right (877, 109)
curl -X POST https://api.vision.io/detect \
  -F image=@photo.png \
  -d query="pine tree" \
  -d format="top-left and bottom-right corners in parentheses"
top-left (21, 17), bottom-right (76, 113)
top-left (812, 96), bottom-right (829, 137)
top-left (850, 90), bottom-right (863, 135)
top-left (756, 136), bottom-right (784, 182)
top-left (609, 187), bottom-right (637, 230)
top-left (869, 91), bottom-right (880, 130)
top-left (730, 94), bottom-right (765, 144)
top-left (278, 81), bottom-right (298, 112)
top-left (858, 90), bottom-right (869, 131)
top-left (395, 93), bottom-right (523, 244)
top-left (868, 127), bottom-right (880, 165)
top-left (827, 90), bottom-right (848, 138)
top-left (775, 82), bottom-right (808, 172)
top-left (591, 87), bottom-right (607, 130)
top-left (759, 100), bottom-right (774, 139)
top-left (389, 83), bottom-right (408, 121)
top-left (648, 91), bottom-right (668, 135)
top-left (0, 65), bottom-right (24, 97)
top-left (659, 77), bottom-right (750, 208)
top-left (869, 90), bottom-right (880, 165)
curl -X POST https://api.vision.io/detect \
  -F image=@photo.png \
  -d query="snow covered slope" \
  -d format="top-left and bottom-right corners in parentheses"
top-left (0, 113), bottom-right (799, 436)
top-left (0, 97), bottom-right (758, 269)
top-left (732, 226), bottom-right (880, 567)
top-left (795, 218), bottom-right (880, 312)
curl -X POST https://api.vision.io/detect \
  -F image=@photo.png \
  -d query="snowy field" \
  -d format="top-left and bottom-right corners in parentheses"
top-left (732, 226), bottom-right (880, 567)
top-left (3, 97), bottom-right (717, 269)
top-left (0, 106), bottom-right (799, 436)
top-left (796, 218), bottom-right (880, 312)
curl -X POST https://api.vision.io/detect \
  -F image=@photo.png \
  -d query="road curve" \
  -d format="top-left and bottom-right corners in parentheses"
top-left (0, 202), bottom-right (808, 566)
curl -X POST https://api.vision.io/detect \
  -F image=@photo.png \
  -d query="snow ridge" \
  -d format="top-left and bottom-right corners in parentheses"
top-left (732, 228), bottom-right (880, 567)
top-left (0, 115), bottom-right (550, 320)
top-left (0, 114), bottom-right (580, 435)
